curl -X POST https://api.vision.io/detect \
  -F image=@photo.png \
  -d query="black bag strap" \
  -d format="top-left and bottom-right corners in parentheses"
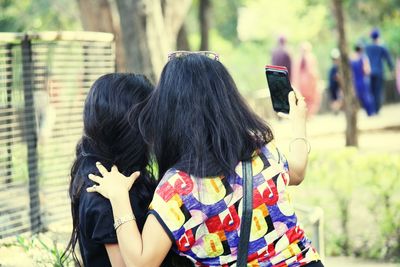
top-left (237, 160), bottom-right (253, 267)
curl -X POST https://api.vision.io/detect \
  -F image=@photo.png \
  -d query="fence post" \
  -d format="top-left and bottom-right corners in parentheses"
top-left (21, 35), bottom-right (41, 233)
top-left (311, 207), bottom-right (325, 260)
top-left (317, 208), bottom-right (325, 260)
top-left (82, 43), bottom-right (90, 83)
top-left (4, 43), bottom-right (13, 184)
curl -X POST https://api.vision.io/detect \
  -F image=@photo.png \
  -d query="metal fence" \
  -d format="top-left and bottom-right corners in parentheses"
top-left (0, 32), bottom-right (115, 238)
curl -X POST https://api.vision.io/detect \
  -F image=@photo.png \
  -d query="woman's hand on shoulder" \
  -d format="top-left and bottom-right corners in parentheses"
top-left (86, 162), bottom-right (139, 200)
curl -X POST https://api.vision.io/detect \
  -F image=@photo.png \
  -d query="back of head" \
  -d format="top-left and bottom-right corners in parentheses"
top-left (370, 28), bottom-right (380, 41)
top-left (140, 54), bottom-right (273, 178)
top-left (330, 48), bottom-right (340, 60)
top-left (81, 73), bottom-right (152, 172)
top-left (354, 44), bottom-right (363, 53)
top-left (278, 35), bottom-right (287, 46)
top-left (300, 41), bottom-right (312, 54)
top-left (65, 73), bottom-right (155, 263)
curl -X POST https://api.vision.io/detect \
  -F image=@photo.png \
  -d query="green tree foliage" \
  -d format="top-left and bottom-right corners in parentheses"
top-left (346, 0), bottom-right (400, 25)
top-left (0, 0), bottom-right (81, 32)
top-left (344, 0), bottom-right (400, 56)
top-left (212, 0), bottom-right (243, 42)
top-left (236, 0), bottom-right (329, 43)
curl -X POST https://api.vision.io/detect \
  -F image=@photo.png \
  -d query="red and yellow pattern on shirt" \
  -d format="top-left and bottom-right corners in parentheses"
top-left (149, 142), bottom-right (320, 266)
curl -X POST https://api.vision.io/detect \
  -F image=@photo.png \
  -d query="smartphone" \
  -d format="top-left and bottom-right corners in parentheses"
top-left (265, 65), bottom-right (293, 114)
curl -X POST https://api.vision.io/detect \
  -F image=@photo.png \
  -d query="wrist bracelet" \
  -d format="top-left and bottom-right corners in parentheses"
top-left (114, 214), bottom-right (136, 230)
top-left (289, 138), bottom-right (311, 154)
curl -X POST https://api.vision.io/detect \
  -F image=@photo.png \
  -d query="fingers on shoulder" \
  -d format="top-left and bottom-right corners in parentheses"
top-left (96, 162), bottom-right (109, 175)
top-left (111, 165), bottom-right (119, 172)
top-left (88, 173), bottom-right (102, 184)
top-left (86, 183), bottom-right (102, 193)
top-left (86, 186), bottom-right (97, 193)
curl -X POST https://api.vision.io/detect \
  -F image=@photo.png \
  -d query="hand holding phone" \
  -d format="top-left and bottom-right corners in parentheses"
top-left (265, 65), bottom-right (293, 114)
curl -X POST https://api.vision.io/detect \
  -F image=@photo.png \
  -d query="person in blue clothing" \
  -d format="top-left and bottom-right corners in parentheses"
top-left (328, 48), bottom-right (342, 114)
top-left (365, 28), bottom-right (394, 113)
top-left (351, 44), bottom-right (376, 116)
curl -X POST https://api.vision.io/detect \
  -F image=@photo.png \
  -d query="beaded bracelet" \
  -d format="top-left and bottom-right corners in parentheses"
top-left (114, 214), bottom-right (136, 230)
top-left (289, 137), bottom-right (311, 154)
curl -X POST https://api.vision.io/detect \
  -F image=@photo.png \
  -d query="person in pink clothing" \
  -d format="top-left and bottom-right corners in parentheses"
top-left (271, 35), bottom-right (293, 81)
top-left (397, 59), bottom-right (400, 95)
top-left (293, 42), bottom-right (321, 117)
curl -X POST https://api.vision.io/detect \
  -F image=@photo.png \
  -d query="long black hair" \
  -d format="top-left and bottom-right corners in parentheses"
top-left (63, 73), bottom-right (156, 263)
top-left (139, 54), bottom-right (273, 179)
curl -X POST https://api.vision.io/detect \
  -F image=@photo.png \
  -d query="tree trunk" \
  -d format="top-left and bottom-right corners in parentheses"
top-left (76, 0), bottom-right (126, 71)
top-left (115, 0), bottom-right (153, 79)
top-left (332, 0), bottom-right (358, 146)
top-left (199, 0), bottom-right (211, 51)
top-left (77, 0), bottom-right (112, 31)
top-left (116, 0), bottom-right (192, 81)
top-left (176, 24), bottom-right (190, 51)
top-left (162, 0), bottom-right (192, 47)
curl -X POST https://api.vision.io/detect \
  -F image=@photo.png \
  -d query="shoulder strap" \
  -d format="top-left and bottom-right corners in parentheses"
top-left (237, 160), bottom-right (253, 267)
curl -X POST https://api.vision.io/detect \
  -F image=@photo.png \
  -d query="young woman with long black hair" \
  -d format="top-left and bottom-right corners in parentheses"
top-left (63, 73), bottom-right (181, 266)
top-left (87, 53), bottom-right (324, 267)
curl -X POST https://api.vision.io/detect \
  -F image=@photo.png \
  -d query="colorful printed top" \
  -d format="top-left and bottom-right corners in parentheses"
top-left (149, 142), bottom-right (320, 266)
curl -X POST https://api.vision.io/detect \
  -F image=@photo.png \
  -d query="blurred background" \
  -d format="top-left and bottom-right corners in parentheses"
top-left (0, 0), bottom-right (399, 266)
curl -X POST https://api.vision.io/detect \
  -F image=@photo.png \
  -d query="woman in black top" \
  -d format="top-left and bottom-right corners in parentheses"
top-left (63, 73), bottom-right (181, 266)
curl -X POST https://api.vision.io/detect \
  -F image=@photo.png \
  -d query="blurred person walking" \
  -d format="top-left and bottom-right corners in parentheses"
top-left (350, 44), bottom-right (376, 116)
top-left (327, 48), bottom-right (342, 114)
top-left (271, 35), bottom-right (292, 80)
top-left (293, 42), bottom-right (321, 117)
top-left (365, 28), bottom-right (394, 113)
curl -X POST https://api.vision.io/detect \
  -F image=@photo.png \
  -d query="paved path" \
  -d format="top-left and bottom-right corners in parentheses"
top-left (270, 103), bottom-right (400, 153)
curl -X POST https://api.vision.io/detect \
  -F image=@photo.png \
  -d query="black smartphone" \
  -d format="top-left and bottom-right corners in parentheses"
top-left (265, 65), bottom-right (293, 114)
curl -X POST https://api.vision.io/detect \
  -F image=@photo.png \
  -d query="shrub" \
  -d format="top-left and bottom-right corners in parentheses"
top-left (290, 148), bottom-right (400, 262)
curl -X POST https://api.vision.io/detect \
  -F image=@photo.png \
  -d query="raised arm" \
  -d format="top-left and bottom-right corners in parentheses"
top-left (278, 91), bottom-right (308, 185)
top-left (363, 56), bottom-right (371, 76)
top-left (87, 165), bottom-right (172, 267)
top-left (383, 46), bottom-right (394, 72)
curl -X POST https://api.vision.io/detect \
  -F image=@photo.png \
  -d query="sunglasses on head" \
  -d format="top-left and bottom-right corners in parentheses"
top-left (167, 51), bottom-right (220, 61)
